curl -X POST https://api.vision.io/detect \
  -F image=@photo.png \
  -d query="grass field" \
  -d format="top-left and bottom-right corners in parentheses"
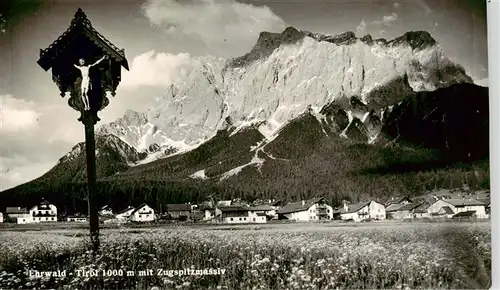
top-left (0, 222), bottom-right (491, 289)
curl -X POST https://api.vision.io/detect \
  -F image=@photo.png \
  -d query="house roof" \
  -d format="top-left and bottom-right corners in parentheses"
top-left (37, 8), bottom-right (129, 71)
top-left (117, 206), bottom-right (135, 215)
top-left (429, 189), bottom-right (452, 197)
top-left (278, 197), bottom-right (327, 214)
top-left (99, 205), bottom-right (112, 211)
top-left (166, 204), bottom-right (191, 212)
top-left (6, 207), bottom-right (28, 214)
top-left (443, 199), bottom-right (485, 207)
top-left (411, 202), bottom-right (430, 213)
top-left (386, 203), bottom-right (406, 212)
top-left (384, 196), bottom-right (413, 206)
top-left (338, 201), bottom-right (372, 214)
top-left (453, 211), bottom-right (476, 218)
top-left (476, 198), bottom-right (490, 206)
top-left (386, 203), bottom-right (419, 212)
top-left (218, 205), bottom-right (250, 212)
top-left (250, 205), bottom-right (275, 211)
top-left (399, 203), bottom-right (420, 211)
top-left (440, 206), bottom-right (455, 214)
top-left (130, 204), bottom-right (153, 215)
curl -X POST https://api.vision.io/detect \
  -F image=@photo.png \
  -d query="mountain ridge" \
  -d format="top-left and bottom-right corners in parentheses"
top-left (0, 28), bottom-right (489, 213)
top-left (97, 27), bottom-right (472, 162)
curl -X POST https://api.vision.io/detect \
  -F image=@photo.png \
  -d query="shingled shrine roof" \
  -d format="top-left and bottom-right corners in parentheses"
top-left (37, 8), bottom-right (129, 71)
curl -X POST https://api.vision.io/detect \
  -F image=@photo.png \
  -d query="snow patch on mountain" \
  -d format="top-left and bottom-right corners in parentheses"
top-left (219, 149), bottom-right (266, 181)
top-left (190, 169), bottom-right (207, 180)
top-left (58, 144), bottom-right (84, 165)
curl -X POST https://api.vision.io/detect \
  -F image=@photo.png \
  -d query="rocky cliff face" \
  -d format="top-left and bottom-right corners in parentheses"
top-left (98, 27), bottom-right (472, 161)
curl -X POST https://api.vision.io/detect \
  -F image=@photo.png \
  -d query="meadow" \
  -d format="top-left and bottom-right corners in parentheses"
top-left (0, 222), bottom-right (491, 289)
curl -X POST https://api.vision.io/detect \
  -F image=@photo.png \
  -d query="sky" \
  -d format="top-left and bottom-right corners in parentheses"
top-left (0, 0), bottom-right (489, 190)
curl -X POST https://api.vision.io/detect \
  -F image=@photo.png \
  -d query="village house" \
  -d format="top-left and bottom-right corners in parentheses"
top-left (216, 205), bottom-right (266, 224)
top-left (278, 198), bottom-right (334, 221)
top-left (198, 204), bottom-right (216, 221)
top-left (6, 207), bottom-right (29, 219)
top-left (16, 214), bottom-right (33, 224)
top-left (411, 202), bottom-right (432, 218)
top-left (386, 203), bottom-right (419, 220)
top-left (249, 205), bottom-right (277, 220)
top-left (437, 206), bottom-right (455, 218)
top-left (98, 205), bottom-right (114, 216)
top-left (336, 201), bottom-right (386, 222)
top-left (166, 204), bottom-right (192, 220)
top-left (66, 214), bottom-right (88, 222)
top-left (115, 206), bottom-right (135, 220)
top-left (0, 212), bottom-right (3, 223)
top-left (426, 198), bottom-right (488, 219)
top-left (129, 204), bottom-right (156, 222)
top-left (29, 199), bottom-right (58, 223)
top-left (474, 195), bottom-right (490, 218)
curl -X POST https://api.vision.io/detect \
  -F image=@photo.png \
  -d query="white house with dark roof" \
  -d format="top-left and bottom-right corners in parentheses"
top-left (129, 204), bottom-right (155, 222)
top-left (166, 204), bottom-right (192, 220)
top-left (336, 201), bottom-right (386, 222)
top-left (216, 205), bottom-right (267, 224)
top-left (427, 198), bottom-right (487, 218)
top-left (115, 206), bottom-right (135, 220)
top-left (6, 207), bottom-right (32, 224)
top-left (29, 199), bottom-right (58, 223)
top-left (5, 207), bottom-right (29, 219)
top-left (250, 205), bottom-right (277, 220)
top-left (278, 198), bottom-right (333, 221)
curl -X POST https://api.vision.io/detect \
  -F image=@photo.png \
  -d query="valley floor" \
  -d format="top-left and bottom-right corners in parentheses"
top-left (0, 222), bottom-right (491, 289)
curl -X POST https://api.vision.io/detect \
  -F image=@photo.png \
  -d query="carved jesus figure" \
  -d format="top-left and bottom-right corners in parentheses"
top-left (73, 55), bottom-right (107, 111)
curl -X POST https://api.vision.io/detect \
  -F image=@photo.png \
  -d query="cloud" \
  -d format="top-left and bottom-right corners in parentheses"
top-left (356, 20), bottom-right (367, 34)
top-left (141, 0), bottom-right (287, 51)
top-left (120, 50), bottom-right (196, 89)
top-left (0, 95), bottom-right (40, 133)
top-left (417, 0), bottom-right (433, 15)
top-left (0, 94), bottom-right (83, 190)
top-left (1, 158), bottom-right (56, 191)
top-left (432, 22), bottom-right (439, 32)
top-left (374, 13), bottom-right (398, 26)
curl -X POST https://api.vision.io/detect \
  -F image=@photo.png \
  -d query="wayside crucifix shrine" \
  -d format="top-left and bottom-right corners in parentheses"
top-left (37, 8), bottom-right (129, 252)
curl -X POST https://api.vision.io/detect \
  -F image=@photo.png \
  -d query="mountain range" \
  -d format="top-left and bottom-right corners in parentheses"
top-left (0, 27), bottom-right (489, 213)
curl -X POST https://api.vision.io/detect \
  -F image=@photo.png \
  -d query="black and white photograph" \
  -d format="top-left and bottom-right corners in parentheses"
top-left (0, 0), bottom-right (494, 289)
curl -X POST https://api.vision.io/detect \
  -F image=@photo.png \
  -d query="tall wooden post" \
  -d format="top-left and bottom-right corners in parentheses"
top-left (84, 114), bottom-right (99, 252)
top-left (36, 8), bottom-right (129, 253)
